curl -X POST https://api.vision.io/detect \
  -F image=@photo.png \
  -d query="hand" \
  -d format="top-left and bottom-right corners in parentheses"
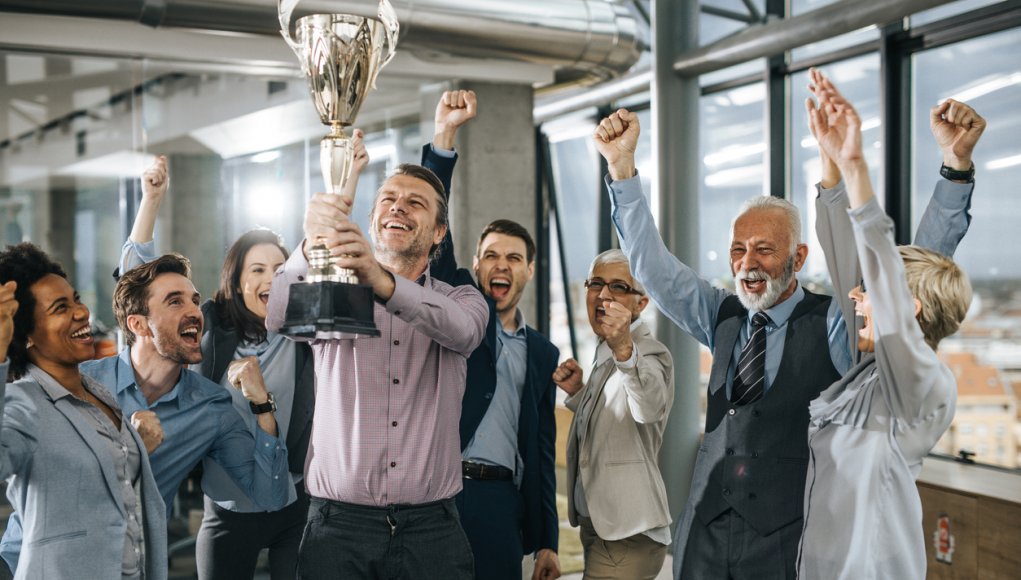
top-left (552, 359), bottom-right (584, 396)
top-left (141, 156), bottom-right (169, 202)
top-left (599, 300), bottom-right (635, 361)
top-left (434, 89), bottom-right (477, 150)
top-left (130, 410), bottom-right (164, 454)
top-left (931, 99), bottom-right (986, 172)
top-left (320, 219), bottom-right (395, 298)
top-left (227, 356), bottom-right (270, 405)
top-left (0, 281), bottom-right (17, 362)
top-left (594, 108), bottom-right (640, 181)
top-left (302, 192), bottom-right (353, 258)
top-left (806, 68), bottom-right (841, 188)
top-left (532, 549), bottom-right (561, 580)
top-left (806, 71), bottom-right (864, 174)
top-left (340, 129), bottom-right (369, 205)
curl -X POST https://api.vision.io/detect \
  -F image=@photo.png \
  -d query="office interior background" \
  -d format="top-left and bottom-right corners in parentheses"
top-left (0, 0), bottom-right (1019, 578)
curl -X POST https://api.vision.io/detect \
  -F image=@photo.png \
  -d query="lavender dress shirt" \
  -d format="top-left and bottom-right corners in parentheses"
top-left (266, 246), bottom-right (488, 506)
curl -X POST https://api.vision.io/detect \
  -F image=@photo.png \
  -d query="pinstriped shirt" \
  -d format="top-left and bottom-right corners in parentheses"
top-left (266, 248), bottom-right (488, 507)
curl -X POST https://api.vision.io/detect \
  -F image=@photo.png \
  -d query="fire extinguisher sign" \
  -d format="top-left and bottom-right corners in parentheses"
top-left (933, 512), bottom-right (956, 564)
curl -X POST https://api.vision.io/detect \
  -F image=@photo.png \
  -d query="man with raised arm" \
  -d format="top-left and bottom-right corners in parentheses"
top-left (422, 90), bottom-right (561, 580)
top-left (265, 136), bottom-right (488, 577)
top-left (594, 98), bottom-right (983, 579)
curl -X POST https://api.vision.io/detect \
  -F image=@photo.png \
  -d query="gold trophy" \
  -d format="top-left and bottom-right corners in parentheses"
top-left (277, 0), bottom-right (399, 337)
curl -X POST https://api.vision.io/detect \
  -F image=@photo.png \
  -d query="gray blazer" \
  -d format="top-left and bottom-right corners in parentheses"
top-left (565, 321), bottom-right (674, 541)
top-left (0, 362), bottom-right (167, 580)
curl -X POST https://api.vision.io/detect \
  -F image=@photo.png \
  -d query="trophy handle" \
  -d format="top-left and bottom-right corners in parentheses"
top-left (369, 0), bottom-right (401, 90)
top-left (278, 0), bottom-right (308, 68)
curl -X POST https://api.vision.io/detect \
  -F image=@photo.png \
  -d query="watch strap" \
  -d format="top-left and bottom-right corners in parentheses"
top-left (250, 393), bottom-right (276, 414)
top-left (940, 162), bottom-right (975, 182)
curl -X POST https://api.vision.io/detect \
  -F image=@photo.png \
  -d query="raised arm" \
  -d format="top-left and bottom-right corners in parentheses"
top-left (208, 405), bottom-right (290, 511)
top-left (0, 284), bottom-right (33, 481)
top-left (423, 89), bottom-right (476, 286)
top-left (119, 156), bottom-right (169, 273)
top-left (914, 99), bottom-right (985, 257)
top-left (595, 109), bottom-right (729, 348)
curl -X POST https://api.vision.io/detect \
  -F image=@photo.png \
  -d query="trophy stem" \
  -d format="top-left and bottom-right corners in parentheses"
top-left (307, 125), bottom-right (360, 285)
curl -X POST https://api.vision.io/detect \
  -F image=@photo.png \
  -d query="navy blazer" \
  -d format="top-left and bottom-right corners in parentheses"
top-left (196, 300), bottom-right (315, 475)
top-left (422, 145), bottom-right (560, 554)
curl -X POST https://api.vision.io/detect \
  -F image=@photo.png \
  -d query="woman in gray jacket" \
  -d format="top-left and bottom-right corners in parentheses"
top-left (0, 243), bottom-right (166, 580)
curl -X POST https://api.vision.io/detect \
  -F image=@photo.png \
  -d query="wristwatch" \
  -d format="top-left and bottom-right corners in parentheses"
top-left (250, 393), bottom-right (277, 415)
top-left (940, 162), bottom-right (975, 182)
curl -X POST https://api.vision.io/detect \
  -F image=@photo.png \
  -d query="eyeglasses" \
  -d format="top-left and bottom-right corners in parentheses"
top-left (584, 278), bottom-right (643, 296)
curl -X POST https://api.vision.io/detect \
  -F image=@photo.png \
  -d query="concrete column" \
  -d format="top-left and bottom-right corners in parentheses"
top-left (164, 153), bottom-right (225, 299)
top-left (654, 0), bottom-right (703, 523)
top-left (47, 178), bottom-right (77, 275)
top-left (420, 81), bottom-right (537, 322)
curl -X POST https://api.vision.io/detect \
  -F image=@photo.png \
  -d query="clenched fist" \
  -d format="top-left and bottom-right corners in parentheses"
top-left (131, 410), bottom-right (164, 454)
top-left (227, 356), bottom-right (271, 405)
top-left (552, 359), bottom-right (584, 397)
top-left (0, 281), bottom-right (17, 362)
top-left (594, 108), bottom-right (640, 181)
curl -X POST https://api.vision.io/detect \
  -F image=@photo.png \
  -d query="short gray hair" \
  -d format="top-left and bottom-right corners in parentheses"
top-left (587, 249), bottom-right (646, 294)
top-left (733, 195), bottom-right (802, 251)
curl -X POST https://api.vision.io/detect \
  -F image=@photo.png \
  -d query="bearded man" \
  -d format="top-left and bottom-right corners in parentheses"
top-left (593, 107), bottom-right (976, 580)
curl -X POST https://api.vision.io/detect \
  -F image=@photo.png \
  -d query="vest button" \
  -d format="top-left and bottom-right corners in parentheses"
top-left (726, 448), bottom-right (735, 456)
top-left (723, 488), bottom-right (731, 496)
top-left (728, 409), bottom-right (736, 416)
top-left (752, 452), bottom-right (759, 458)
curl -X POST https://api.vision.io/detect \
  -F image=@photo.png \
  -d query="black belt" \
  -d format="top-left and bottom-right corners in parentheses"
top-left (462, 461), bottom-right (513, 481)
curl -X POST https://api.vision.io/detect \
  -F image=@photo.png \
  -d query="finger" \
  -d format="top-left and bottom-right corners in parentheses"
top-left (607, 113), bottom-right (625, 136)
top-left (594, 125), bottom-right (610, 143)
top-left (931, 100), bottom-right (951, 126)
top-left (464, 90), bottom-right (478, 116)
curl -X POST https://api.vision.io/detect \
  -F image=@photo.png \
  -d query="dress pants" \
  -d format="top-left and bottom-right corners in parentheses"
top-left (578, 517), bottom-right (667, 580)
top-left (196, 482), bottom-right (310, 580)
top-left (455, 477), bottom-right (524, 580)
top-left (678, 509), bottom-right (801, 580)
top-left (297, 496), bottom-right (473, 580)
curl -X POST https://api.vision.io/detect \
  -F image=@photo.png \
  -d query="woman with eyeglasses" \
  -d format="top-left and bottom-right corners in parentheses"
top-left (553, 249), bottom-right (674, 580)
top-left (0, 243), bottom-right (167, 580)
top-left (798, 69), bottom-right (978, 579)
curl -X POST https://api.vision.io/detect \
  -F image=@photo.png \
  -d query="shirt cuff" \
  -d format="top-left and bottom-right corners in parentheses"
top-left (253, 427), bottom-right (286, 456)
top-left (613, 343), bottom-right (638, 370)
top-left (932, 178), bottom-right (973, 211)
top-left (604, 173), bottom-right (644, 204)
top-left (281, 241), bottom-right (311, 284)
top-left (383, 273), bottom-right (418, 317)
top-left (847, 196), bottom-right (885, 227)
top-left (429, 144), bottom-right (456, 158)
top-left (816, 179), bottom-right (847, 205)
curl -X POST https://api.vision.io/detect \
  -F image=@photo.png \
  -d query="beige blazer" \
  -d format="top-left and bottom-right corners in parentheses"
top-left (565, 321), bottom-right (674, 541)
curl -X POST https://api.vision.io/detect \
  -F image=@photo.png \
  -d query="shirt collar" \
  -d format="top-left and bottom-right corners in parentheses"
top-left (27, 364), bottom-right (74, 401)
top-left (116, 347), bottom-right (182, 405)
top-left (497, 309), bottom-right (527, 339)
top-left (749, 282), bottom-right (805, 328)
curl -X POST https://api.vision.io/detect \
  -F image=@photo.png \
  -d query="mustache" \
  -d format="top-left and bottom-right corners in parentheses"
top-left (736, 268), bottom-right (771, 282)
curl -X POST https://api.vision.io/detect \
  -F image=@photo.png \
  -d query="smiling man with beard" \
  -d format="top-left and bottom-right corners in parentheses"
top-left (82, 254), bottom-right (291, 512)
top-left (594, 106), bottom-right (979, 580)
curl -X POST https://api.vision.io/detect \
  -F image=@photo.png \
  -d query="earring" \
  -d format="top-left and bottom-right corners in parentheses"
top-left (26, 339), bottom-right (33, 349)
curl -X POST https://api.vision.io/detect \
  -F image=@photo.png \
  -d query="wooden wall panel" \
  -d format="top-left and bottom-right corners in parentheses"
top-left (920, 484), bottom-right (979, 580)
top-left (976, 497), bottom-right (1021, 579)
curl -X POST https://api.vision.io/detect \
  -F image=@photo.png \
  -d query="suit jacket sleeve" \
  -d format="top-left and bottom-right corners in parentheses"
top-left (537, 342), bottom-right (560, 552)
top-left (420, 144), bottom-right (471, 286)
top-left (0, 362), bottom-right (36, 481)
top-left (617, 339), bottom-right (673, 425)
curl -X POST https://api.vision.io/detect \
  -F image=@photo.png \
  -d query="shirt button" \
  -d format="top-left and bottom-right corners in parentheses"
top-left (393, 378), bottom-right (400, 384)
top-left (394, 310), bottom-right (402, 316)
top-left (297, 275), bottom-right (305, 282)
top-left (392, 421), bottom-right (398, 427)
top-left (728, 409), bottom-right (736, 416)
top-left (390, 462), bottom-right (396, 468)
top-left (393, 339), bottom-right (400, 346)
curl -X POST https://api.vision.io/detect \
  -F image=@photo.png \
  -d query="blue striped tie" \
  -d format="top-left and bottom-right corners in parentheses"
top-left (731, 312), bottom-right (771, 405)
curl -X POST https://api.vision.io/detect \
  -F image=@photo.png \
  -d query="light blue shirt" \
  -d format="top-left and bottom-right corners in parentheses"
top-left (81, 349), bottom-right (290, 512)
top-left (463, 310), bottom-right (527, 477)
top-left (202, 333), bottom-right (301, 512)
top-left (606, 174), bottom-right (852, 396)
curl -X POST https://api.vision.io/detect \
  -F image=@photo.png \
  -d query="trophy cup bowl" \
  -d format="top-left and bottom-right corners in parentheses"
top-left (277, 1), bottom-right (399, 338)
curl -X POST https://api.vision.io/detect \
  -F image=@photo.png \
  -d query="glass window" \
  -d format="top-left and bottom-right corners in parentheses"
top-left (701, 0), bottom-right (767, 46)
top-left (790, 54), bottom-right (882, 288)
top-left (790, 27), bottom-right (880, 63)
top-left (912, 27), bottom-right (1021, 470)
top-left (699, 82), bottom-right (767, 282)
top-left (911, 0), bottom-right (1007, 27)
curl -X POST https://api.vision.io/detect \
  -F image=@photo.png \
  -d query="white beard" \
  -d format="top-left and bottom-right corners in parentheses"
top-left (734, 256), bottom-right (795, 311)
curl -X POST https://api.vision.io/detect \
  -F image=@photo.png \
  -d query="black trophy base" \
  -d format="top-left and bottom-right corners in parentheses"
top-left (280, 281), bottom-right (380, 338)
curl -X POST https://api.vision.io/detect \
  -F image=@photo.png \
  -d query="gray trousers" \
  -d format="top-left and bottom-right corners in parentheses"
top-left (677, 510), bottom-right (801, 580)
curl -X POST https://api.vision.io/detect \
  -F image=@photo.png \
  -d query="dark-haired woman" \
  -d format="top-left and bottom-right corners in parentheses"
top-left (120, 155), bottom-right (331, 579)
top-left (0, 243), bottom-right (167, 580)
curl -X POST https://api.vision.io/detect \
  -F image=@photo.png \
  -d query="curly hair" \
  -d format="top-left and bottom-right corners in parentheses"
top-left (213, 229), bottom-right (289, 343)
top-left (113, 254), bottom-right (191, 346)
top-left (0, 243), bottom-right (69, 380)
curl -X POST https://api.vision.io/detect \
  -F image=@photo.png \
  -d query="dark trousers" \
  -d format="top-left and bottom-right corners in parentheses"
top-left (297, 496), bottom-right (474, 580)
top-left (679, 509), bottom-right (801, 580)
top-left (196, 482), bottom-right (310, 580)
top-left (455, 478), bottom-right (523, 580)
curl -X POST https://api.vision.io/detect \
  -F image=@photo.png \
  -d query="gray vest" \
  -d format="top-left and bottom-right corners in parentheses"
top-left (691, 290), bottom-right (840, 536)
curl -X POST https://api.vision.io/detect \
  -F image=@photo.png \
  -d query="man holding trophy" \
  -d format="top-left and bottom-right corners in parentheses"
top-left (269, 1), bottom-right (488, 577)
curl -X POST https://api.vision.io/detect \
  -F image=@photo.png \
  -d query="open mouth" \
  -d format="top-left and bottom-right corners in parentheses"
top-left (741, 278), bottom-right (766, 294)
top-left (489, 277), bottom-right (511, 300)
top-left (384, 220), bottom-right (412, 233)
top-left (180, 324), bottom-right (201, 346)
top-left (70, 325), bottom-right (94, 344)
top-left (258, 291), bottom-right (270, 305)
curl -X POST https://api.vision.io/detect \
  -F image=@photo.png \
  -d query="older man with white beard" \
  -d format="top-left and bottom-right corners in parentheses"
top-left (594, 108), bottom-right (977, 580)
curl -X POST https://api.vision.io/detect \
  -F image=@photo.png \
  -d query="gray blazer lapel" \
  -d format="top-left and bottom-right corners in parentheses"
top-left (50, 397), bottom-right (127, 518)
